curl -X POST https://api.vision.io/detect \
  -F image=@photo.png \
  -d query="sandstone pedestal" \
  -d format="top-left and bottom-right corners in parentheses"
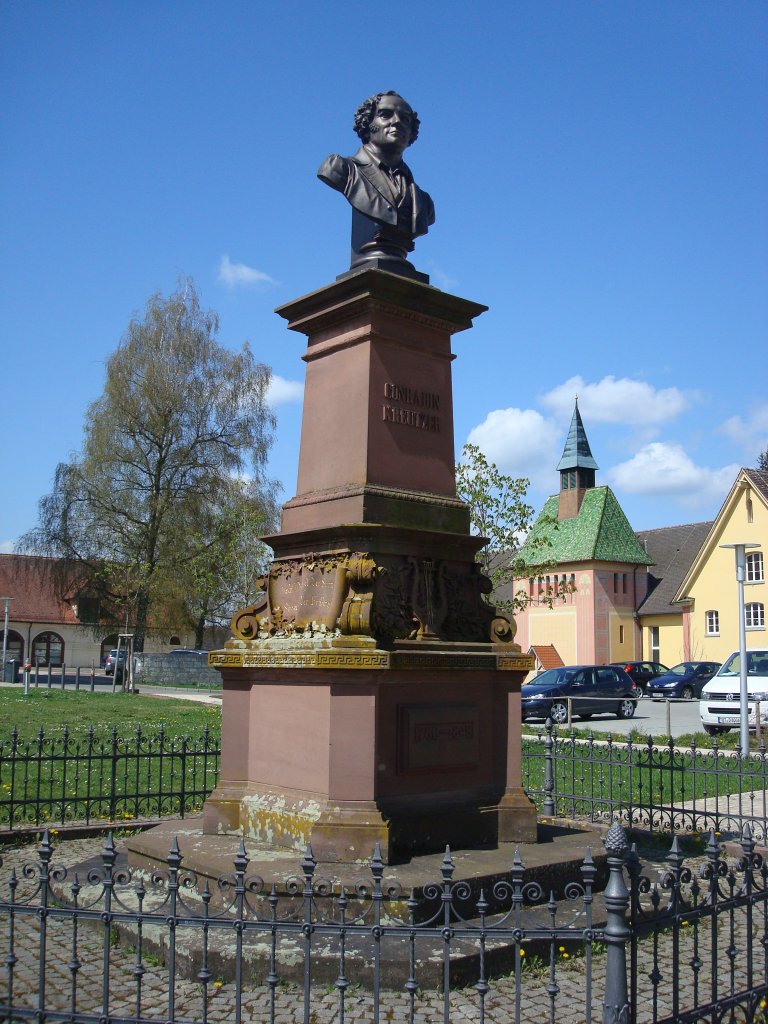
top-left (201, 269), bottom-right (537, 863)
top-left (203, 640), bottom-right (535, 863)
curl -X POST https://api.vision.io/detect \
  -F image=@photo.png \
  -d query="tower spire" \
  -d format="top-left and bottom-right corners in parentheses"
top-left (557, 399), bottom-right (598, 520)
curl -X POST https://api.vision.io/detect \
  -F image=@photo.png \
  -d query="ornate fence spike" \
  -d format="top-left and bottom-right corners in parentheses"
top-left (38, 829), bottom-right (54, 863)
top-left (100, 832), bottom-right (117, 870)
top-left (441, 845), bottom-right (454, 882)
top-left (739, 822), bottom-right (755, 864)
top-left (706, 828), bottom-right (720, 858)
top-left (166, 836), bottom-right (183, 872)
top-left (301, 842), bottom-right (316, 881)
top-left (581, 847), bottom-right (597, 889)
top-left (666, 834), bottom-right (684, 873)
top-left (370, 842), bottom-right (385, 881)
top-left (232, 837), bottom-right (249, 876)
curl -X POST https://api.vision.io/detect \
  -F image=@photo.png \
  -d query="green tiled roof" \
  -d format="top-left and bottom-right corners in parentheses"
top-left (518, 486), bottom-right (653, 568)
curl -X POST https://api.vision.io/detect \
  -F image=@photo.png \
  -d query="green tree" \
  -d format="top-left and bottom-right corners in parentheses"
top-left (758, 445), bottom-right (768, 472)
top-left (455, 443), bottom-right (561, 614)
top-left (20, 279), bottom-right (276, 651)
top-left (182, 477), bottom-right (277, 648)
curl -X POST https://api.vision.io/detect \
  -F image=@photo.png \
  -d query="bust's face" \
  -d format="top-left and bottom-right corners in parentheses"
top-left (369, 95), bottom-right (414, 154)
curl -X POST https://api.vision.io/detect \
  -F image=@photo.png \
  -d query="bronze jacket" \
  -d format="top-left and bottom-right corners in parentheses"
top-left (318, 146), bottom-right (435, 238)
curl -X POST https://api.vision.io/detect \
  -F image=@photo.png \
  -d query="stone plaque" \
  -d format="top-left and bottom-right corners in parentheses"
top-left (270, 562), bottom-right (344, 629)
top-left (398, 703), bottom-right (479, 774)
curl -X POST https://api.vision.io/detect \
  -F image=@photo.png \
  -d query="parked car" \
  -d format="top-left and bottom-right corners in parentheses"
top-left (610, 660), bottom-right (669, 695)
top-left (647, 661), bottom-right (721, 701)
top-left (521, 665), bottom-right (639, 724)
top-left (699, 648), bottom-right (768, 736)
top-left (104, 649), bottom-right (127, 675)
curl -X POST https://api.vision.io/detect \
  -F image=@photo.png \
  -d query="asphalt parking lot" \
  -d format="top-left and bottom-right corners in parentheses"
top-left (523, 695), bottom-right (706, 739)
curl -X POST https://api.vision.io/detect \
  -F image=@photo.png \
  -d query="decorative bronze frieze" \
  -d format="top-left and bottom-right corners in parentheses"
top-left (227, 548), bottom-right (518, 650)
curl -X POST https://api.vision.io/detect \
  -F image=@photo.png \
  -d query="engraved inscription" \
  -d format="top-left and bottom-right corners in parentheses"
top-left (270, 569), bottom-right (340, 626)
top-left (382, 382), bottom-right (441, 433)
top-left (384, 383), bottom-right (440, 409)
top-left (399, 703), bottom-right (480, 774)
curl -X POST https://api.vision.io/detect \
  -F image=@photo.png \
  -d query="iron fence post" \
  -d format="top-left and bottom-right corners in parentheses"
top-left (543, 717), bottom-right (556, 817)
top-left (109, 726), bottom-right (118, 823)
top-left (602, 821), bottom-right (631, 1024)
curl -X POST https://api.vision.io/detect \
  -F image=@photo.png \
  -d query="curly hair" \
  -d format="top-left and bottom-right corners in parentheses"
top-left (353, 91), bottom-right (420, 146)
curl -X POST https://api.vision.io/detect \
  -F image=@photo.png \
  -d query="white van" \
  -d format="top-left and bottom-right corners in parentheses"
top-left (699, 647), bottom-right (768, 736)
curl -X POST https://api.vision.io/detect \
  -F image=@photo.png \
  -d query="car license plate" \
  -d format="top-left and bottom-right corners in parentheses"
top-left (717, 715), bottom-right (740, 724)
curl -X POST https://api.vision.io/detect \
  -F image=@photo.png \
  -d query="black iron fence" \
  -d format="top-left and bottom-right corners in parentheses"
top-left (0, 825), bottom-right (766, 1023)
top-left (523, 720), bottom-right (768, 844)
top-left (0, 725), bottom-right (220, 830)
top-left (3, 719), bottom-right (768, 844)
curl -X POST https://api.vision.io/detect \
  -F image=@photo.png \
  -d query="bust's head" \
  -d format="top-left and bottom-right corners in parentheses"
top-left (353, 92), bottom-right (421, 152)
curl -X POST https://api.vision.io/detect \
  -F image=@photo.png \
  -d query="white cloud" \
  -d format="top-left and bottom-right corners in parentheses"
top-left (217, 255), bottom-right (276, 289)
top-left (266, 375), bottom-right (304, 407)
top-left (719, 404), bottom-right (768, 458)
top-left (541, 375), bottom-right (691, 427)
top-left (466, 408), bottom-right (562, 487)
top-left (0, 539), bottom-right (15, 554)
top-left (608, 442), bottom-right (739, 504)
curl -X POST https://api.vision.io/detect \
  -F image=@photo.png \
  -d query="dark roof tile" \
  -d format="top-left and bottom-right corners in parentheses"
top-left (635, 522), bottom-right (713, 615)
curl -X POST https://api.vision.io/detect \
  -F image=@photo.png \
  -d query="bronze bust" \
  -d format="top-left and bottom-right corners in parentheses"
top-left (318, 91), bottom-right (435, 282)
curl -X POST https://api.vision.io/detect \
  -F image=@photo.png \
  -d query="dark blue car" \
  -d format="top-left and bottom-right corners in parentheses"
top-left (647, 661), bottom-right (721, 700)
top-left (521, 665), bottom-right (639, 724)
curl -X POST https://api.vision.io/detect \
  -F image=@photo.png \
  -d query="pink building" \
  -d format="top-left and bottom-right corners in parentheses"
top-left (509, 401), bottom-right (652, 669)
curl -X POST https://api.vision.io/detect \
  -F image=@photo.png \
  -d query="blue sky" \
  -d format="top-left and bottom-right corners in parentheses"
top-left (2, 1), bottom-right (766, 552)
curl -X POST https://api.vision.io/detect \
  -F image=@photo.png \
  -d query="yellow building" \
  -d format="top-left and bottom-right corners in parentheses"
top-left (665, 468), bottom-right (767, 663)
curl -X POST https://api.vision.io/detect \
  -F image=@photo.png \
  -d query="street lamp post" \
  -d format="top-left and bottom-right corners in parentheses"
top-left (720, 543), bottom-right (761, 755)
top-left (1, 597), bottom-right (11, 683)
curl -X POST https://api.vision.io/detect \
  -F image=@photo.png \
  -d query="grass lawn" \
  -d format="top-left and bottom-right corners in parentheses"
top-left (0, 690), bottom-right (220, 830)
top-left (521, 732), bottom-right (768, 821)
top-left (0, 688), bottom-right (220, 740)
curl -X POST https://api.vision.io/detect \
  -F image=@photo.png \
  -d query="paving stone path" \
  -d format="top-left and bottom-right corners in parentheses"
top-left (0, 836), bottom-right (763, 1023)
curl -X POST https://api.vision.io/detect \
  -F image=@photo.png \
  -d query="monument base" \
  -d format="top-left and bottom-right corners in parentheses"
top-left (123, 818), bottom-right (607, 990)
top-left (204, 638), bottom-right (537, 863)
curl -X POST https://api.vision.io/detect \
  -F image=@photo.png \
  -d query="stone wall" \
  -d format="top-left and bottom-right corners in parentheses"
top-left (132, 652), bottom-right (222, 689)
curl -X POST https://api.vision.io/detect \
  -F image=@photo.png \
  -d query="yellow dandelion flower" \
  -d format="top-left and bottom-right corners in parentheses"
top-left (563, 953), bottom-right (570, 960)
top-left (520, 949), bottom-right (525, 958)
top-left (213, 981), bottom-right (223, 988)
top-left (559, 946), bottom-right (565, 952)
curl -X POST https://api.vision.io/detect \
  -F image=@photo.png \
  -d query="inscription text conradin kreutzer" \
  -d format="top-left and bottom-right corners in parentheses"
top-left (382, 382), bottom-right (441, 432)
